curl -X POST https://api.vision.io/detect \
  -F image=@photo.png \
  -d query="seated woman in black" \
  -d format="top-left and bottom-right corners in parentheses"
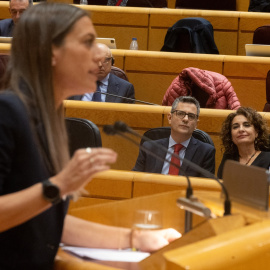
top-left (218, 107), bottom-right (270, 179)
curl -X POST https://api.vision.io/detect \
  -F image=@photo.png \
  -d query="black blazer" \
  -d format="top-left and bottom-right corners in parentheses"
top-left (0, 91), bottom-right (68, 269)
top-left (133, 136), bottom-right (215, 177)
top-left (69, 73), bottom-right (135, 103)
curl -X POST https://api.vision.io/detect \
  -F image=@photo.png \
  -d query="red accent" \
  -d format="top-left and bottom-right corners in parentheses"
top-left (168, 144), bottom-right (183, 175)
top-left (116, 0), bottom-right (123, 5)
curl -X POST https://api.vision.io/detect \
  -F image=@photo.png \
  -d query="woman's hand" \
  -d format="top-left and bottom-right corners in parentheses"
top-left (50, 147), bottom-right (117, 196)
top-left (132, 228), bottom-right (182, 252)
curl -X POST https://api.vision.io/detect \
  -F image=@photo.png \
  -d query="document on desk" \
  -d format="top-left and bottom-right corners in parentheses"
top-left (62, 246), bottom-right (150, 262)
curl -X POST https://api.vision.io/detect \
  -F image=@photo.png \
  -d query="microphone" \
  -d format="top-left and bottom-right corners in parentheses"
top-left (95, 91), bottom-right (158, 106)
top-left (104, 121), bottom-right (193, 199)
top-left (104, 121), bottom-right (231, 218)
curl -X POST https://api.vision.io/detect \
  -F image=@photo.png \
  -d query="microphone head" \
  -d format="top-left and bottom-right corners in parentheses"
top-left (114, 121), bottom-right (129, 133)
top-left (103, 125), bottom-right (116, 135)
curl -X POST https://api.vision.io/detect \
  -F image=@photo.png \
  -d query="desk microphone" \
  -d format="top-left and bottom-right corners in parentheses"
top-left (104, 121), bottom-right (231, 219)
top-left (95, 91), bottom-right (158, 105)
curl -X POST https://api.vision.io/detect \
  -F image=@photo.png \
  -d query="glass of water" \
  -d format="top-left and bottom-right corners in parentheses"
top-left (133, 210), bottom-right (162, 230)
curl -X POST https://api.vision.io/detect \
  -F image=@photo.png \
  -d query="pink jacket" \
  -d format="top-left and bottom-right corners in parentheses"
top-left (162, 67), bottom-right (241, 110)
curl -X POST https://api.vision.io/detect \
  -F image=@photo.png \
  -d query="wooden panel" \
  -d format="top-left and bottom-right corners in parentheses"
top-left (95, 25), bottom-right (148, 50)
top-left (148, 9), bottom-right (239, 53)
top-left (236, 0), bottom-right (249, 11)
top-left (64, 101), bottom-right (166, 170)
top-left (0, 1), bottom-right (9, 20)
top-left (110, 49), bottom-right (124, 69)
top-left (79, 5), bottom-right (149, 50)
top-left (124, 50), bottom-right (224, 73)
top-left (124, 50), bottom-right (224, 106)
top-left (214, 31), bottom-right (238, 56)
top-left (238, 31), bottom-right (253, 56)
top-left (238, 13), bottom-right (270, 55)
top-left (223, 55), bottom-right (270, 78)
top-left (229, 79), bottom-right (265, 110)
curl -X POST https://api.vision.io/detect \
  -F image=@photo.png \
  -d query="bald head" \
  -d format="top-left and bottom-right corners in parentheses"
top-left (9, 0), bottom-right (30, 24)
top-left (96, 43), bottom-right (113, 81)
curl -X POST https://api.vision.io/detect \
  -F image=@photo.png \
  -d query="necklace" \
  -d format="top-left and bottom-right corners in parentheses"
top-left (242, 151), bottom-right (257, 165)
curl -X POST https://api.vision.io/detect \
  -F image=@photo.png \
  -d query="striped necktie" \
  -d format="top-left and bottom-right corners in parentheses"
top-left (168, 144), bottom-right (183, 175)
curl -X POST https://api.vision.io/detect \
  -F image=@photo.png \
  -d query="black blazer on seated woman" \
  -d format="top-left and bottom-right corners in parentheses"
top-left (217, 151), bottom-right (270, 179)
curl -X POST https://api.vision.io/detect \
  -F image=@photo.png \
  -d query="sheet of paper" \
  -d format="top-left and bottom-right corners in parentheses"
top-left (62, 246), bottom-right (150, 262)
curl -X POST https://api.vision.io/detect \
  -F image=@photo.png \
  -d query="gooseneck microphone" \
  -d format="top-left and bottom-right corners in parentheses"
top-left (95, 91), bottom-right (158, 106)
top-left (103, 122), bottom-right (193, 200)
top-left (104, 121), bottom-right (231, 219)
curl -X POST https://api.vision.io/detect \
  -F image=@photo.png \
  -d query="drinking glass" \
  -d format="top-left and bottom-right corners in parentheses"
top-left (133, 210), bottom-right (162, 230)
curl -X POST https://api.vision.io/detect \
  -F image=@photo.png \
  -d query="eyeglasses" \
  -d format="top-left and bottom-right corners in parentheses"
top-left (171, 110), bottom-right (198, 121)
top-left (10, 9), bottom-right (26, 16)
top-left (100, 57), bottom-right (112, 65)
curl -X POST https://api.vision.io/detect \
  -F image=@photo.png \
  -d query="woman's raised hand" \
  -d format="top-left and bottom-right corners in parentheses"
top-left (51, 147), bottom-right (117, 196)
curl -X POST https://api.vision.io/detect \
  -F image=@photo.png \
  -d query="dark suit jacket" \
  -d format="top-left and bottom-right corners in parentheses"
top-left (133, 136), bottom-right (215, 177)
top-left (69, 73), bottom-right (135, 103)
top-left (0, 18), bottom-right (14, 37)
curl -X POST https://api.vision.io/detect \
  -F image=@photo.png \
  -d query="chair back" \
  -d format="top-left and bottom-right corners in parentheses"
top-left (140, 126), bottom-right (214, 146)
top-left (76, 0), bottom-right (107, 4)
top-left (253, 25), bottom-right (270, 45)
top-left (110, 66), bottom-right (129, 81)
top-left (161, 17), bottom-right (219, 54)
top-left (263, 70), bottom-right (270, 112)
top-left (65, 117), bottom-right (102, 156)
top-left (175, 0), bottom-right (236, 10)
top-left (127, 0), bottom-right (167, 7)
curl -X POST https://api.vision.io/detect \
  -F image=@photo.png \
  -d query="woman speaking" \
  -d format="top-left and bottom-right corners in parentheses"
top-left (0, 3), bottom-right (180, 269)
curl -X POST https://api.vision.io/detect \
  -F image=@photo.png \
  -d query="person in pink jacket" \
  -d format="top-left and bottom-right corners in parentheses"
top-left (162, 67), bottom-right (241, 110)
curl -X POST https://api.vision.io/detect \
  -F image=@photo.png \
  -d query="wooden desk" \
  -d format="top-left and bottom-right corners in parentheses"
top-left (58, 188), bottom-right (270, 269)
top-left (68, 170), bottom-right (221, 211)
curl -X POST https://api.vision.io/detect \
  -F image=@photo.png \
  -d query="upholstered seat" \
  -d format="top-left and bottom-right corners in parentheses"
top-left (253, 25), bottom-right (270, 44)
top-left (65, 117), bottom-right (102, 156)
top-left (263, 70), bottom-right (270, 112)
top-left (127, 0), bottom-right (167, 8)
top-left (141, 127), bottom-right (214, 146)
top-left (110, 66), bottom-right (129, 81)
top-left (175, 0), bottom-right (236, 10)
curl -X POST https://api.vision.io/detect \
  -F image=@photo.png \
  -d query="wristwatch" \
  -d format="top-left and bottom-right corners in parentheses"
top-left (42, 179), bottom-right (61, 205)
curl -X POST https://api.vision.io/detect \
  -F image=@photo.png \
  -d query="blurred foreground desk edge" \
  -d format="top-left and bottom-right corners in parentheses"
top-left (55, 190), bottom-right (270, 270)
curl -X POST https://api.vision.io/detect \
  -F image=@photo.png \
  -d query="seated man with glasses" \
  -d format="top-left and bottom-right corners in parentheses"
top-left (0, 0), bottom-right (32, 37)
top-left (133, 96), bottom-right (215, 177)
top-left (69, 43), bottom-right (135, 103)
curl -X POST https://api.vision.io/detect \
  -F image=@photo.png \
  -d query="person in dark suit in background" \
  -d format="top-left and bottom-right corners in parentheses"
top-left (69, 43), bottom-right (135, 103)
top-left (133, 96), bottom-right (216, 177)
top-left (0, 0), bottom-right (31, 37)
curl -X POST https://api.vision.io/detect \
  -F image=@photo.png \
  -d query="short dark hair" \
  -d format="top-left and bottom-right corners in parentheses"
top-left (220, 107), bottom-right (269, 154)
top-left (171, 96), bottom-right (200, 116)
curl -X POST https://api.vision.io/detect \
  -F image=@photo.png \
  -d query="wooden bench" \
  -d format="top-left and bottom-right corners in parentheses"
top-left (111, 50), bottom-right (269, 111)
top-left (0, 47), bottom-right (268, 111)
top-left (0, 2), bottom-right (267, 55)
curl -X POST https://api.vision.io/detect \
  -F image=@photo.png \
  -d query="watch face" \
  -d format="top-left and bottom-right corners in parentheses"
top-left (45, 185), bottom-right (59, 199)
